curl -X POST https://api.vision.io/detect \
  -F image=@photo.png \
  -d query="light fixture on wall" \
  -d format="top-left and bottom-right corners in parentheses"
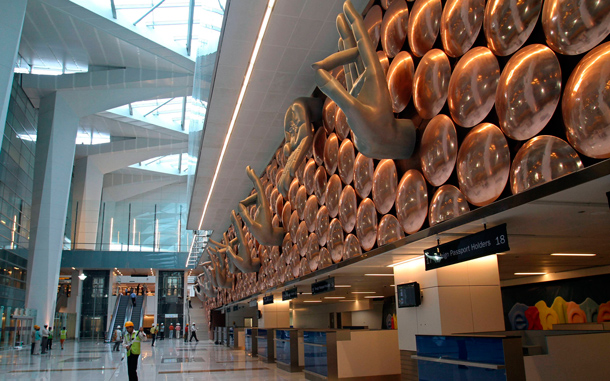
top-left (78, 273), bottom-right (87, 281)
top-left (198, 0), bottom-right (277, 230)
top-left (550, 253), bottom-right (596, 256)
top-left (514, 272), bottom-right (546, 276)
top-left (387, 255), bottom-right (424, 267)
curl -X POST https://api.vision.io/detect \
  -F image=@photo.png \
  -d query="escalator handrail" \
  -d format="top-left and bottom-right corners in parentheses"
top-left (106, 295), bottom-right (123, 342)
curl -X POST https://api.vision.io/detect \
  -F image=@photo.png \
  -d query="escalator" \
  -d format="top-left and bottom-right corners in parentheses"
top-left (131, 296), bottom-right (146, 330)
top-left (105, 295), bottom-right (130, 342)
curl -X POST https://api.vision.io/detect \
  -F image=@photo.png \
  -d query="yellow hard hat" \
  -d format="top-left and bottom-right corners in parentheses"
top-left (124, 321), bottom-right (134, 328)
top-left (34, 325), bottom-right (40, 330)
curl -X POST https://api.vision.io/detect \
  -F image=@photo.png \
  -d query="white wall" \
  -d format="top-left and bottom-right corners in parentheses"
top-left (292, 300), bottom-right (374, 329)
top-left (258, 300), bottom-right (290, 328)
top-left (394, 255), bottom-right (505, 350)
top-left (351, 301), bottom-right (383, 329)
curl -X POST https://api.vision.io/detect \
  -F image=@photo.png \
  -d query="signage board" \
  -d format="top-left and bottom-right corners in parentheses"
top-left (248, 299), bottom-right (257, 307)
top-left (424, 223), bottom-right (509, 271)
top-left (165, 313), bottom-right (178, 318)
top-left (263, 295), bottom-right (274, 305)
top-left (312, 277), bottom-right (335, 295)
top-left (233, 305), bottom-right (239, 311)
top-left (282, 287), bottom-right (298, 301)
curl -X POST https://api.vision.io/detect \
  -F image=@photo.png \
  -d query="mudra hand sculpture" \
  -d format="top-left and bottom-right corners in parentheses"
top-left (277, 97), bottom-right (324, 198)
top-left (200, 263), bottom-right (218, 297)
top-left (225, 210), bottom-right (262, 273)
top-left (313, 0), bottom-right (416, 159)
top-left (238, 166), bottom-right (284, 246)
top-left (209, 233), bottom-right (238, 274)
top-left (196, 270), bottom-right (216, 298)
top-left (208, 248), bottom-right (233, 289)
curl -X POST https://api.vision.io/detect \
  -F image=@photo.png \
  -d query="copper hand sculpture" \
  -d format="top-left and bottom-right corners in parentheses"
top-left (238, 166), bottom-right (284, 246)
top-left (277, 97), bottom-right (324, 198)
top-left (196, 271), bottom-right (216, 298)
top-left (313, 0), bottom-right (416, 159)
top-left (209, 234), bottom-right (238, 274)
top-left (208, 248), bottom-right (233, 289)
top-left (200, 263), bottom-right (218, 297)
top-left (225, 210), bottom-right (262, 273)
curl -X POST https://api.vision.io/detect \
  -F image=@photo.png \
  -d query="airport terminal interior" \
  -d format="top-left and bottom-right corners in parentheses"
top-left (0, 0), bottom-right (609, 380)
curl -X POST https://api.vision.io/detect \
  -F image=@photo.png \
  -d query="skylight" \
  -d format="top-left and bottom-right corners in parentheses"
top-left (130, 152), bottom-right (192, 175)
top-left (112, 0), bottom-right (226, 58)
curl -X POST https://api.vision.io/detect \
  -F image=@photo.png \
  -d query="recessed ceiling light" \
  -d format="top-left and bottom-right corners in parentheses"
top-left (364, 274), bottom-right (394, 277)
top-left (198, 0), bottom-right (276, 230)
top-left (387, 256), bottom-right (424, 267)
top-left (514, 272), bottom-right (546, 276)
top-left (352, 291), bottom-right (376, 294)
top-left (335, 285), bottom-right (351, 288)
top-left (365, 296), bottom-right (385, 298)
top-left (303, 300), bottom-right (322, 303)
top-left (550, 253), bottom-right (596, 257)
top-left (324, 297), bottom-right (346, 299)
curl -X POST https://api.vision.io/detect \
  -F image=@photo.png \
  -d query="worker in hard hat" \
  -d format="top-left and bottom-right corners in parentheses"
top-left (123, 321), bottom-right (146, 380)
top-left (112, 325), bottom-right (123, 351)
top-left (31, 325), bottom-right (41, 355)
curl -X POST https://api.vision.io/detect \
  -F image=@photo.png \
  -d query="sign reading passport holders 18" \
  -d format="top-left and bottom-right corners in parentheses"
top-left (424, 224), bottom-right (509, 271)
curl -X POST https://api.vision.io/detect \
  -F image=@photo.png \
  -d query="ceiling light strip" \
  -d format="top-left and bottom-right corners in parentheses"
top-left (514, 272), bottom-right (547, 276)
top-left (198, 0), bottom-right (276, 230)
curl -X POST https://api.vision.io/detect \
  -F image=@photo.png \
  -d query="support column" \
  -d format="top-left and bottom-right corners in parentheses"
top-left (65, 269), bottom-right (84, 339)
top-left (0, 0), bottom-right (28, 149)
top-left (393, 255), bottom-right (505, 351)
top-left (72, 157), bottom-right (104, 250)
top-left (25, 92), bottom-right (79, 326)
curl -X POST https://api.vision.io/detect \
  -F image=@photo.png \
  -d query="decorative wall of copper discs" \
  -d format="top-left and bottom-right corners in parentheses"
top-left (203, 0), bottom-right (610, 312)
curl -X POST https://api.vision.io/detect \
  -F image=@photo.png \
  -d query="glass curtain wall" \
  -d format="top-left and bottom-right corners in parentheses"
top-left (0, 76), bottom-right (36, 252)
top-left (95, 183), bottom-right (193, 252)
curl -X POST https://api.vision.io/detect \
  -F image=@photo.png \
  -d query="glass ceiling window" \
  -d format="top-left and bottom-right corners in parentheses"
top-left (112, 0), bottom-right (226, 58)
top-left (128, 96), bottom-right (205, 131)
top-left (130, 152), bottom-right (191, 175)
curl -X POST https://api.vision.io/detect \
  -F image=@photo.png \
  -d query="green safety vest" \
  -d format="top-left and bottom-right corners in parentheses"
top-left (60, 330), bottom-right (67, 340)
top-left (124, 331), bottom-right (141, 356)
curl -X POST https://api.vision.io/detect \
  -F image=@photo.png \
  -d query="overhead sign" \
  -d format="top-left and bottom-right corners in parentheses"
top-left (263, 295), bottom-right (274, 305)
top-left (233, 305), bottom-right (239, 311)
top-left (165, 313), bottom-right (178, 318)
top-left (226, 307), bottom-right (230, 313)
top-left (282, 287), bottom-right (298, 301)
top-left (248, 299), bottom-right (257, 307)
top-left (312, 277), bottom-right (335, 295)
top-left (424, 224), bottom-right (509, 271)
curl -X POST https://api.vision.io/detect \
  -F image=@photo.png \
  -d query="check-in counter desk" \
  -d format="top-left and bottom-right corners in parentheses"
top-left (303, 329), bottom-right (401, 381)
top-left (275, 329), bottom-right (304, 372)
top-left (229, 327), bottom-right (245, 349)
top-left (257, 328), bottom-right (275, 363)
top-left (221, 327), bottom-right (228, 346)
top-left (413, 334), bottom-right (525, 380)
top-left (245, 328), bottom-right (258, 357)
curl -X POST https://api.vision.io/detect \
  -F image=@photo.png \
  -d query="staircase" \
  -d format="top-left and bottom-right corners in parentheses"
top-left (131, 296), bottom-right (145, 330)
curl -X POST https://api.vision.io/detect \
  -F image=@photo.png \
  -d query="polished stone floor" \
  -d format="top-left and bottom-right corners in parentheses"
top-left (0, 337), bottom-right (307, 380)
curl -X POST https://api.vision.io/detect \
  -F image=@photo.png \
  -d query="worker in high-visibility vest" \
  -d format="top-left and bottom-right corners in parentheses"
top-left (123, 321), bottom-right (145, 380)
top-left (60, 327), bottom-right (67, 350)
